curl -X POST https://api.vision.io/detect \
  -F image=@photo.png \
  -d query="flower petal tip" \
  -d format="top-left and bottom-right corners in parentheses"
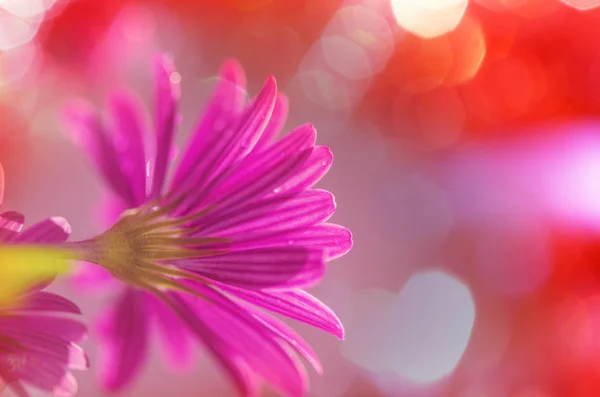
top-left (49, 216), bottom-right (72, 235)
top-left (326, 225), bottom-right (353, 261)
top-left (220, 58), bottom-right (247, 87)
top-left (331, 318), bottom-right (345, 340)
top-left (265, 75), bottom-right (277, 90)
top-left (320, 145), bottom-right (334, 164)
top-left (68, 343), bottom-right (90, 370)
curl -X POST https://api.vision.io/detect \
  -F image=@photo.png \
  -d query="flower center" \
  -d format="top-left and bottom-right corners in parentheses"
top-left (68, 199), bottom-right (227, 297)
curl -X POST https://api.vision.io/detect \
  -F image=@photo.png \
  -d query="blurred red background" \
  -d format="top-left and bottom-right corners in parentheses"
top-left (5, 0), bottom-right (600, 396)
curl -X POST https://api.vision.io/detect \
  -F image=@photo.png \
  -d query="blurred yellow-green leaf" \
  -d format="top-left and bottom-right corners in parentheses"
top-left (0, 246), bottom-right (73, 305)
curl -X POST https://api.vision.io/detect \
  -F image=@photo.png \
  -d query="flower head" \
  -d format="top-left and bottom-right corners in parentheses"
top-left (64, 55), bottom-right (352, 396)
top-left (0, 166), bottom-right (88, 396)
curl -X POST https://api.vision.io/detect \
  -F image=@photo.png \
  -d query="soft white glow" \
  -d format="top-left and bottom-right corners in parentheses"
top-left (390, 0), bottom-right (468, 39)
top-left (0, 41), bottom-right (36, 87)
top-left (340, 288), bottom-right (396, 372)
top-left (551, 136), bottom-right (600, 225)
top-left (561, 0), bottom-right (600, 10)
top-left (295, 3), bottom-right (393, 110)
top-left (333, 5), bottom-right (394, 74)
top-left (298, 70), bottom-right (354, 110)
top-left (0, 13), bottom-right (37, 51)
top-left (321, 36), bottom-right (372, 80)
top-left (386, 271), bottom-right (475, 384)
top-left (0, 0), bottom-right (52, 19)
top-left (0, 0), bottom-right (53, 51)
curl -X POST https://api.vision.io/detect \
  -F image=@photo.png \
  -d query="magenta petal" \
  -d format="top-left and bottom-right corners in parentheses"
top-left (226, 224), bottom-right (353, 260)
top-left (221, 288), bottom-right (344, 339)
top-left (63, 102), bottom-right (137, 206)
top-left (183, 247), bottom-right (325, 289)
top-left (149, 295), bottom-right (194, 372)
top-left (149, 54), bottom-right (180, 199)
top-left (0, 211), bottom-right (24, 242)
top-left (70, 262), bottom-right (119, 294)
top-left (195, 147), bottom-right (313, 224)
top-left (0, 313), bottom-right (87, 396)
top-left (0, 354), bottom-right (68, 395)
top-left (202, 189), bottom-right (335, 236)
top-left (97, 288), bottom-right (150, 392)
top-left (174, 76), bottom-right (278, 215)
top-left (15, 217), bottom-right (71, 244)
top-left (67, 343), bottom-right (89, 371)
top-left (254, 313), bottom-right (323, 374)
top-left (172, 59), bottom-right (247, 189)
top-left (272, 146), bottom-right (333, 195)
top-left (253, 94), bottom-right (289, 151)
top-left (108, 91), bottom-right (148, 204)
top-left (196, 124), bottom-right (316, 221)
top-left (95, 195), bottom-right (128, 229)
top-left (168, 286), bottom-right (307, 397)
top-left (169, 294), bottom-right (260, 397)
top-left (0, 316), bottom-right (87, 343)
top-left (209, 123), bottom-right (316, 198)
top-left (17, 292), bottom-right (81, 315)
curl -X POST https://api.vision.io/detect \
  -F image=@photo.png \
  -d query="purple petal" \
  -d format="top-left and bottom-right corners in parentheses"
top-left (253, 94), bottom-right (289, 151)
top-left (67, 343), bottom-right (89, 371)
top-left (172, 59), bottom-right (247, 189)
top-left (97, 288), bottom-right (150, 392)
top-left (271, 145), bottom-right (333, 196)
top-left (149, 54), bottom-right (180, 199)
top-left (173, 76), bottom-right (278, 216)
top-left (0, 316), bottom-right (87, 344)
top-left (202, 189), bottom-right (335, 236)
top-left (17, 292), bottom-right (81, 315)
top-left (0, 316), bottom-right (87, 394)
top-left (95, 195), bottom-right (127, 229)
top-left (192, 146), bottom-right (314, 224)
top-left (226, 223), bottom-right (353, 261)
top-left (254, 313), bottom-right (323, 374)
top-left (15, 217), bottom-right (71, 244)
top-left (149, 295), bottom-right (194, 371)
top-left (211, 123), bottom-right (316, 197)
top-left (182, 247), bottom-right (325, 289)
top-left (0, 211), bottom-right (24, 242)
top-left (108, 91), bottom-right (148, 204)
top-left (63, 101), bottom-right (137, 206)
top-left (168, 285), bottom-right (307, 397)
top-left (70, 262), bottom-right (120, 294)
top-left (0, 354), bottom-right (73, 396)
top-left (221, 288), bottom-right (344, 339)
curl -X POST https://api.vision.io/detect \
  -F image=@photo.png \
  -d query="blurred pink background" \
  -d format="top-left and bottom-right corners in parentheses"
top-left (4, 0), bottom-right (600, 396)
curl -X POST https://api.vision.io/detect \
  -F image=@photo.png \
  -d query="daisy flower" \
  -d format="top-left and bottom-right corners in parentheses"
top-left (63, 54), bottom-right (352, 396)
top-left (0, 166), bottom-right (88, 397)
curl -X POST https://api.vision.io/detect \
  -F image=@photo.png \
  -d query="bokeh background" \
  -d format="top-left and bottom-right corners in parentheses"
top-left (3, 0), bottom-right (600, 396)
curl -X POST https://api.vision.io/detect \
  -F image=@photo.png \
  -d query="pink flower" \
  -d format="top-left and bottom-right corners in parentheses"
top-left (0, 193), bottom-right (88, 396)
top-left (63, 55), bottom-right (352, 396)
